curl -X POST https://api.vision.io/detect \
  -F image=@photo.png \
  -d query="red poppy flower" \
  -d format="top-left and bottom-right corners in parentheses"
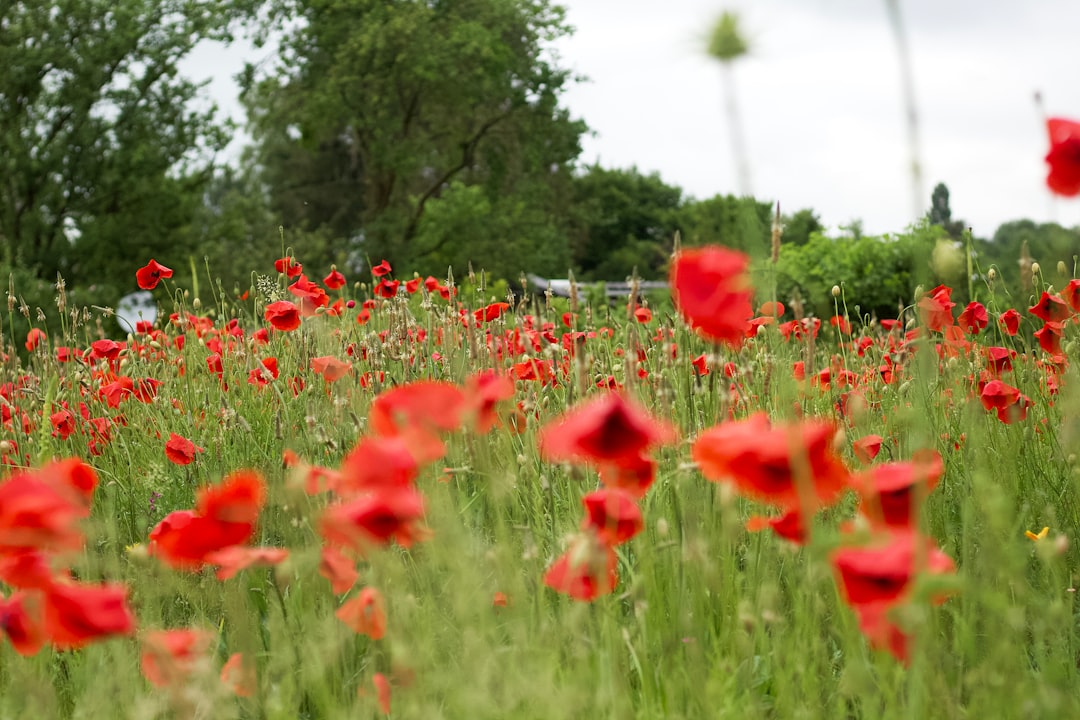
top-left (1045, 117), bottom-right (1080, 196)
top-left (323, 268), bottom-right (346, 290)
top-left (1034, 321), bottom-right (1064, 356)
top-left (38, 459), bottom-right (97, 509)
top-left (1063, 279), bottom-right (1080, 313)
top-left (999, 309), bottom-right (1021, 336)
top-left (149, 511), bottom-right (255, 570)
top-left (43, 581), bottom-right (135, 649)
top-left (831, 531), bottom-right (955, 607)
top-left (373, 672), bottom-right (392, 715)
top-left (336, 587), bottom-right (386, 639)
top-left (319, 545), bottom-right (359, 594)
top-left (852, 601), bottom-right (911, 665)
top-left (320, 486), bottom-right (427, 551)
top-left (463, 370), bottom-right (515, 434)
top-left (539, 392), bottom-right (676, 467)
top-left (204, 545), bottom-right (289, 581)
top-left (0, 549), bottom-right (55, 590)
top-left (369, 381), bottom-right (466, 438)
top-left (221, 652), bottom-right (257, 697)
top-left (852, 434), bottom-right (883, 465)
top-left (24, 328), bottom-right (46, 352)
top-left (854, 451), bottom-right (943, 529)
top-left (248, 356), bottom-right (280, 387)
top-left (596, 453), bottom-right (658, 498)
top-left (311, 355), bottom-right (352, 382)
top-left (141, 628), bottom-right (214, 688)
top-left (633, 307), bottom-right (653, 324)
top-left (980, 380), bottom-right (1030, 424)
top-left (0, 474), bottom-right (87, 553)
top-left (371, 260), bottom-right (392, 277)
top-left (288, 275), bottom-right (330, 316)
top-left (581, 488), bottom-right (643, 545)
top-left (136, 259), bottom-right (173, 290)
top-left (374, 279), bottom-right (400, 298)
top-left (917, 285), bottom-right (954, 332)
top-left (543, 533), bottom-right (618, 602)
top-left (274, 256), bottom-right (303, 278)
top-left (165, 433), bottom-right (203, 466)
top-left (474, 302), bottom-right (510, 323)
top-left (692, 413), bottom-right (851, 510)
top-left (1029, 291), bottom-right (1072, 323)
top-left (336, 436), bottom-right (419, 496)
top-left (670, 246), bottom-right (753, 346)
top-left (196, 470), bottom-right (266, 525)
top-left (745, 508), bottom-right (807, 544)
top-left (957, 301), bottom-right (988, 335)
top-left (759, 301), bottom-right (785, 317)
top-left (264, 300), bottom-right (301, 332)
top-left (0, 591), bottom-right (46, 656)
top-left (88, 338), bottom-right (123, 361)
top-left (50, 410), bottom-right (76, 440)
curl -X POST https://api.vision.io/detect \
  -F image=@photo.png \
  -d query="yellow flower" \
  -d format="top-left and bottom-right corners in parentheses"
top-left (1025, 527), bottom-right (1050, 542)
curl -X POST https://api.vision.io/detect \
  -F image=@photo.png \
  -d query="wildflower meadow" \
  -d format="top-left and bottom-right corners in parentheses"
top-left (1, 119), bottom-right (1080, 719)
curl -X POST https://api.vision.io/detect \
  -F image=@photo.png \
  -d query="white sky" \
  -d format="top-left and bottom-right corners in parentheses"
top-left (183, 0), bottom-right (1080, 237)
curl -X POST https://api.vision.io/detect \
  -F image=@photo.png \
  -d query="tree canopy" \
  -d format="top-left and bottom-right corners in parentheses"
top-left (0, 0), bottom-right (256, 290)
top-left (244, 0), bottom-right (585, 276)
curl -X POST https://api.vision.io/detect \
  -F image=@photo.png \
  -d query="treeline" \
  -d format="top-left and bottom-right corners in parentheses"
top-left (0, 0), bottom-right (1077, 328)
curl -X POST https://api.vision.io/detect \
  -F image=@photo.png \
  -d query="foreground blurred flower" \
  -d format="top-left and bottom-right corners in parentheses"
top-left (581, 488), bottom-right (643, 546)
top-left (832, 530), bottom-right (956, 607)
top-left (149, 470), bottom-right (266, 569)
top-left (853, 450), bottom-right (943, 529)
top-left (1045, 117), bottom-right (1080, 196)
top-left (141, 628), bottom-right (214, 688)
top-left (1026, 526), bottom-right (1050, 542)
top-left (221, 652), bottom-right (257, 697)
top-left (44, 581), bottom-right (136, 649)
top-left (692, 412), bottom-right (851, 511)
top-left (336, 587), bottom-right (387, 640)
top-left (670, 246), bottom-right (753, 346)
top-left (539, 391), bottom-right (676, 469)
top-left (543, 533), bottom-right (618, 602)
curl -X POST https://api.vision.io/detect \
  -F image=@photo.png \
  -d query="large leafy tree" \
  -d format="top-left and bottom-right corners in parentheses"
top-left (245, 0), bottom-right (586, 276)
top-left (0, 0), bottom-right (256, 288)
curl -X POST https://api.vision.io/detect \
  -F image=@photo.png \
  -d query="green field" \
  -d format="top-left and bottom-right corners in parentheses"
top-left (1, 250), bottom-right (1078, 719)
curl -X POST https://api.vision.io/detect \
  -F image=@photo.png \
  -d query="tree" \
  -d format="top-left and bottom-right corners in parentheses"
top-left (0, 0), bottom-right (256, 288)
top-left (678, 194), bottom-right (772, 255)
top-left (566, 166), bottom-right (683, 280)
top-left (929, 182), bottom-right (965, 238)
top-left (245, 0), bottom-right (586, 276)
top-left (780, 208), bottom-right (823, 247)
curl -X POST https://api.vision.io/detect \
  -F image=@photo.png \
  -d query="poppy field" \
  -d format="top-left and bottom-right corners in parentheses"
top-left (7, 107), bottom-right (1080, 716)
top-left (2, 232), bottom-right (1080, 720)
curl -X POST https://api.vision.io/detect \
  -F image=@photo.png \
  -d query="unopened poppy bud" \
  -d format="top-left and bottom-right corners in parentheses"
top-left (831, 285), bottom-right (841, 297)
top-left (656, 518), bottom-right (669, 537)
top-left (1031, 262), bottom-right (1041, 275)
top-left (1058, 261), bottom-right (1068, 275)
top-left (193, 297), bottom-right (201, 310)
top-left (0, 440), bottom-right (13, 455)
top-left (987, 268), bottom-right (997, 281)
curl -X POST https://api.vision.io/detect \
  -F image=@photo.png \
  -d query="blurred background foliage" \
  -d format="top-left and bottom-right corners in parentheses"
top-left (1, 0), bottom-right (1077, 342)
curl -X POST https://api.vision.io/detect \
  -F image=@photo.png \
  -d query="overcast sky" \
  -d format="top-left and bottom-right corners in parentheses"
top-left (184, 0), bottom-right (1080, 237)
